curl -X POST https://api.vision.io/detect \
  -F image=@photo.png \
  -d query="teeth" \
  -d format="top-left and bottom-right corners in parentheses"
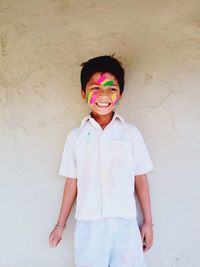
top-left (96, 102), bottom-right (110, 107)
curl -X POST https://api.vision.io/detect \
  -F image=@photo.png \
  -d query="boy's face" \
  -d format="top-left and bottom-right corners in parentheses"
top-left (81, 72), bottom-right (122, 116)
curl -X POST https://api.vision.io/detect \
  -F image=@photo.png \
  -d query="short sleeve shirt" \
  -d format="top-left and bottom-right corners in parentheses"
top-left (58, 112), bottom-right (154, 220)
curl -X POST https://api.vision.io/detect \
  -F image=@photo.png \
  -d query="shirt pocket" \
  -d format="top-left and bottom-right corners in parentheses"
top-left (109, 140), bottom-right (133, 170)
top-left (76, 135), bottom-right (98, 172)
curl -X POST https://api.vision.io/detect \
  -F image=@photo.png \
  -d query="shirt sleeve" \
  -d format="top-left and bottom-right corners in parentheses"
top-left (58, 130), bottom-right (77, 179)
top-left (133, 129), bottom-right (154, 175)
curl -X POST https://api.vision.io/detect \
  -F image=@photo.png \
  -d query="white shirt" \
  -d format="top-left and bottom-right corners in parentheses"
top-left (58, 112), bottom-right (154, 220)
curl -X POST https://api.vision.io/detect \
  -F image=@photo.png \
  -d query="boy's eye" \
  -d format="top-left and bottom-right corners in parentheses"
top-left (89, 86), bottom-right (118, 92)
top-left (91, 87), bottom-right (100, 91)
top-left (109, 87), bottom-right (117, 91)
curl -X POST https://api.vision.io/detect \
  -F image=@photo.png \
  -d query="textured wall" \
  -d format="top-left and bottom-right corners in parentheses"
top-left (1, 0), bottom-right (200, 266)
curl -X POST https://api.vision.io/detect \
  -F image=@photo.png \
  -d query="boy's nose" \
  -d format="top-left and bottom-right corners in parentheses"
top-left (100, 89), bottom-right (109, 96)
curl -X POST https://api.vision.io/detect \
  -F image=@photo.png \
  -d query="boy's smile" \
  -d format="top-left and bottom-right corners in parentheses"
top-left (81, 72), bottom-right (122, 116)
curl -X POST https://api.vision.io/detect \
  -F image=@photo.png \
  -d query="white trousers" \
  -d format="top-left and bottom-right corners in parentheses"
top-left (74, 217), bottom-right (147, 267)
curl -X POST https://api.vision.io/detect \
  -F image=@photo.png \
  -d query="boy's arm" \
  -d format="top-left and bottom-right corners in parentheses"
top-left (134, 173), bottom-right (153, 252)
top-left (135, 174), bottom-right (152, 224)
top-left (56, 178), bottom-right (77, 226)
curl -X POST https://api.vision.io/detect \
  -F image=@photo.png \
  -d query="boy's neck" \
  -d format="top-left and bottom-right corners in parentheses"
top-left (90, 111), bottom-right (115, 129)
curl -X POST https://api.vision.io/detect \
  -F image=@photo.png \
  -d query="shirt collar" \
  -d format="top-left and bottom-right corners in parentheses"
top-left (80, 111), bottom-right (125, 129)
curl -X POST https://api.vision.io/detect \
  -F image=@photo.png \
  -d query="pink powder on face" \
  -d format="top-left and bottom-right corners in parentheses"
top-left (86, 91), bottom-right (99, 105)
top-left (96, 75), bottom-right (106, 85)
top-left (96, 74), bottom-right (114, 86)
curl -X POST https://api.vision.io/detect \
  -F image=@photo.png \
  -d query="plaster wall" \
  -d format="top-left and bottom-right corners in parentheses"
top-left (0, 1), bottom-right (200, 266)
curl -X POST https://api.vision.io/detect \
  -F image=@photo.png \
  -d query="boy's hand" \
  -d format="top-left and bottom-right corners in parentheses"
top-left (49, 226), bottom-right (65, 248)
top-left (140, 222), bottom-right (153, 252)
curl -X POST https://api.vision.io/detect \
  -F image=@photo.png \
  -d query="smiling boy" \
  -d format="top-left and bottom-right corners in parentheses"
top-left (81, 72), bottom-right (121, 128)
top-left (49, 55), bottom-right (154, 267)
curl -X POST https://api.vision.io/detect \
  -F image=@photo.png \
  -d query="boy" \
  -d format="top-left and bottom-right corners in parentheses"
top-left (49, 55), bottom-right (154, 267)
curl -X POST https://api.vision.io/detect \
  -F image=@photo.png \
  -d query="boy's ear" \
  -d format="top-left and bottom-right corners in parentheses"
top-left (81, 90), bottom-right (86, 100)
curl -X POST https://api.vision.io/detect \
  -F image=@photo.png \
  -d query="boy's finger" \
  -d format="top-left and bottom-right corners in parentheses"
top-left (50, 238), bottom-right (57, 247)
top-left (140, 228), bottom-right (145, 240)
top-left (146, 234), bottom-right (153, 245)
top-left (144, 240), bottom-right (153, 252)
top-left (49, 235), bottom-right (53, 242)
top-left (50, 236), bottom-right (56, 244)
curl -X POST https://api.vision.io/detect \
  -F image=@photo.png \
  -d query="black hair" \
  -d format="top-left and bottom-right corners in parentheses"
top-left (80, 54), bottom-right (125, 94)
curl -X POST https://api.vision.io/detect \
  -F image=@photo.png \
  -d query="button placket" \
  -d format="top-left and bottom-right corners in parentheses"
top-left (98, 132), bottom-right (103, 215)
top-left (99, 132), bottom-right (112, 216)
top-left (99, 132), bottom-right (105, 215)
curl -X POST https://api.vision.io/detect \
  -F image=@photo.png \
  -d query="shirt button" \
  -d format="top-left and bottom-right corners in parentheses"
top-left (102, 173), bottom-right (110, 185)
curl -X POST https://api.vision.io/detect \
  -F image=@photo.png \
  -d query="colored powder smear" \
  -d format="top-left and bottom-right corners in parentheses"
top-left (96, 74), bottom-right (114, 86)
top-left (86, 74), bottom-right (120, 106)
top-left (86, 91), bottom-right (99, 105)
top-left (111, 92), bottom-right (120, 106)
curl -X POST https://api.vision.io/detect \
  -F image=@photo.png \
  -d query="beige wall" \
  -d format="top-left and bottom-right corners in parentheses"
top-left (1, 0), bottom-right (200, 266)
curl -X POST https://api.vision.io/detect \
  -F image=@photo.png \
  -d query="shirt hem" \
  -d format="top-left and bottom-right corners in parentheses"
top-left (74, 214), bottom-right (137, 221)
